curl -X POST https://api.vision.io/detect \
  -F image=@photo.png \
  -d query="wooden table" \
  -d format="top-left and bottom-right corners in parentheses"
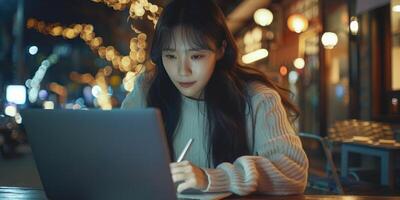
top-left (1, 187), bottom-right (399, 200)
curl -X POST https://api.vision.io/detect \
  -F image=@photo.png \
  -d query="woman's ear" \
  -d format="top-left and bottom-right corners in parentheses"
top-left (216, 40), bottom-right (227, 60)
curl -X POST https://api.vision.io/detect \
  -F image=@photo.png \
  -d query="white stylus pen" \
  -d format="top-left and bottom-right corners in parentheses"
top-left (176, 138), bottom-right (193, 162)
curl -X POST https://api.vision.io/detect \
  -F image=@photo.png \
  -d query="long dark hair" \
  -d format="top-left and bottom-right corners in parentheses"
top-left (146, 0), bottom-right (299, 167)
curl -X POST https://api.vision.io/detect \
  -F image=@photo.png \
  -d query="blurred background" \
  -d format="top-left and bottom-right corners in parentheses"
top-left (0, 0), bottom-right (399, 195)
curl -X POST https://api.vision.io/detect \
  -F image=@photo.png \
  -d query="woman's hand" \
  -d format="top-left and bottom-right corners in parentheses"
top-left (170, 160), bottom-right (208, 193)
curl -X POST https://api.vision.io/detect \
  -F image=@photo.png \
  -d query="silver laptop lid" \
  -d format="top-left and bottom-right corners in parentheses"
top-left (21, 108), bottom-right (176, 200)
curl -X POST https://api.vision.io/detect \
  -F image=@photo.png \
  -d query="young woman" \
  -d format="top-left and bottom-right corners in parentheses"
top-left (122, 0), bottom-right (308, 196)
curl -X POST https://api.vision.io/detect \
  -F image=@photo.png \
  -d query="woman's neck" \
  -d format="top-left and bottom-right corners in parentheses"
top-left (183, 95), bottom-right (205, 101)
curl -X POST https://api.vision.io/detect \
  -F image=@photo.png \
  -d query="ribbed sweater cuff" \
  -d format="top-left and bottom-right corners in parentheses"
top-left (201, 168), bottom-right (231, 193)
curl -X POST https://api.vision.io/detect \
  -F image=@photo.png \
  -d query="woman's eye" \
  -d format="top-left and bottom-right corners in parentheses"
top-left (164, 54), bottom-right (176, 59)
top-left (191, 55), bottom-right (204, 60)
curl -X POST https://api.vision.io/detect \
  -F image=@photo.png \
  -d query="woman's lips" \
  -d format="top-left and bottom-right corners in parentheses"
top-left (178, 81), bottom-right (196, 88)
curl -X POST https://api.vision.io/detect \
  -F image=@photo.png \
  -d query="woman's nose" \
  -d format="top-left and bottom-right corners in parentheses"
top-left (178, 58), bottom-right (192, 76)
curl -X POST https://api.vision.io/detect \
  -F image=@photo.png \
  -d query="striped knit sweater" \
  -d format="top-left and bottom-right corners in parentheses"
top-left (121, 74), bottom-right (308, 196)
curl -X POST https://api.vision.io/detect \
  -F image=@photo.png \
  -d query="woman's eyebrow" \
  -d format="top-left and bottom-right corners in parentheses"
top-left (162, 48), bottom-right (175, 51)
top-left (162, 47), bottom-right (210, 52)
top-left (188, 47), bottom-right (206, 51)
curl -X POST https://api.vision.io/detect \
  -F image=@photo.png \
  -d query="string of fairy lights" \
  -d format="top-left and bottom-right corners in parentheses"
top-left (26, 0), bottom-right (162, 110)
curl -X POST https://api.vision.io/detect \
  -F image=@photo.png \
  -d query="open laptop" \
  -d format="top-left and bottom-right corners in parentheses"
top-left (21, 108), bottom-right (177, 200)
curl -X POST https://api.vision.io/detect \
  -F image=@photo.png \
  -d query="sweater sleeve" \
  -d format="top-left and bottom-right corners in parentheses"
top-left (201, 88), bottom-right (308, 195)
top-left (120, 73), bottom-right (147, 109)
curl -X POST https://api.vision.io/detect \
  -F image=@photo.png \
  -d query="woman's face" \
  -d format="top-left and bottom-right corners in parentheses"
top-left (161, 28), bottom-right (223, 99)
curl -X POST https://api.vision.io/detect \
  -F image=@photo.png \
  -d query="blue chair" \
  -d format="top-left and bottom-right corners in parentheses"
top-left (299, 132), bottom-right (344, 194)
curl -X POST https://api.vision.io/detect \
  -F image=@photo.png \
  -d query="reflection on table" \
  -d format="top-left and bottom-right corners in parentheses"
top-left (1, 187), bottom-right (399, 200)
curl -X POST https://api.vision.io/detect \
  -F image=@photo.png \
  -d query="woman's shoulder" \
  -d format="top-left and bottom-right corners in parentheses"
top-left (245, 82), bottom-right (290, 121)
top-left (135, 69), bottom-right (154, 86)
top-left (246, 81), bottom-right (281, 102)
top-left (120, 71), bottom-right (153, 109)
